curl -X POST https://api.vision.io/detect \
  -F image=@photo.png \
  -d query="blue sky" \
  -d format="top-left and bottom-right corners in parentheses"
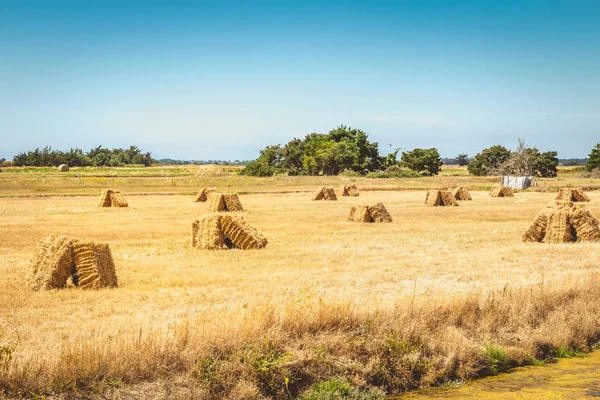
top-left (1, 0), bottom-right (599, 160)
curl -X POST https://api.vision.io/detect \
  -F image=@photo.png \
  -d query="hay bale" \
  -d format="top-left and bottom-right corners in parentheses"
top-left (311, 187), bottom-right (325, 201)
top-left (556, 188), bottom-right (590, 202)
top-left (522, 210), bottom-right (549, 242)
top-left (342, 184), bottom-right (359, 197)
top-left (451, 187), bottom-right (472, 201)
top-left (27, 235), bottom-right (77, 290)
top-left (490, 186), bottom-right (514, 197)
top-left (110, 191), bottom-right (128, 207)
top-left (545, 209), bottom-right (575, 243)
top-left (207, 193), bottom-right (226, 211)
top-left (73, 241), bottom-right (118, 289)
top-left (194, 187), bottom-right (216, 202)
top-left (441, 191), bottom-right (459, 206)
top-left (192, 215), bottom-right (226, 249)
top-left (425, 190), bottom-right (443, 206)
top-left (323, 187), bottom-right (337, 201)
top-left (58, 164), bottom-right (69, 172)
top-left (221, 216), bottom-right (268, 249)
top-left (223, 194), bottom-right (244, 211)
top-left (98, 189), bottom-right (114, 207)
top-left (368, 202), bottom-right (393, 222)
top-left (348, 205), bottom-right (372, 222)
top-left (570, 204), bottom-right (600, 241)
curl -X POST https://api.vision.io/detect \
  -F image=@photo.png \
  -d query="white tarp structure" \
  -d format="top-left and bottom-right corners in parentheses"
top-left (501, 175), bottom-right (535, 190)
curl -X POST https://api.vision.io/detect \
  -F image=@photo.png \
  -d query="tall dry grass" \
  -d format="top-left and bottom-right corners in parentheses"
top-left (1, 189), bottom-right (600, 398)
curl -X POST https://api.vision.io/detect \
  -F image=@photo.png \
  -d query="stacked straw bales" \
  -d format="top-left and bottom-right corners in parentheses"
top-left (341, 184), bottom-right (359, 197)
top-left (194, 187), bottom-right (216, 202)
top-left (27, 235), bottom-right (118, 290)
top-left (192, 215), bottom-right (267, 250)
top-left (348, 203), bottom-right (393, 223)
top-left (425, 190), bottom-right (458, 206)
top-left (522, 201), bottom-right (600, 243)
top-left (555, 188), bottom-right (590, 202)
top-left (451, 187), bottom-right (472, 201)
top-left (57, 164), bottom-right (69, 172)
top-left (490, 186), bottom-right (514, 197)
top-left (98, 189), bottom-right (128, 207)
top-left (206, 193), bottom-right (244, 212)
top-left (312, 187), bottom-right (337, 201)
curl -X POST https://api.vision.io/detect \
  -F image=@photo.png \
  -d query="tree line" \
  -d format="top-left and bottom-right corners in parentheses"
top-left (11, 146), bottom-right (153, 167)
top-left (242, 125), bottom-right (600, 177)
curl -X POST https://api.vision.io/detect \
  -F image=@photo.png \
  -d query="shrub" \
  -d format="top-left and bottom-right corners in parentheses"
top-left (300, 378), bottom-right (385, 400)
top-left (484, 345), bottom-right (511, 375)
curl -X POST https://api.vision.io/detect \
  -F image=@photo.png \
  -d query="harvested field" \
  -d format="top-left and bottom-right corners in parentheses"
top-left (2, 187), bottom-right (600, 399)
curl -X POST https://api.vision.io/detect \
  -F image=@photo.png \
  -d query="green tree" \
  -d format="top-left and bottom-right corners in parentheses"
top-left (400, 148), bottom-right (443, 176)
top-left (587, 143), bottom-right (600, 171)
top-left (468, 145), bottom-right (511, 176)
top-left (455, 153), bottom-right (469, 166)
top-left (241, 145), bottom-right (283, 177)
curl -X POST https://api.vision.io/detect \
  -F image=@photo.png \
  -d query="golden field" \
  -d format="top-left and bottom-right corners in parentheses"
top-left (1, 166), bottom-right (600, 399)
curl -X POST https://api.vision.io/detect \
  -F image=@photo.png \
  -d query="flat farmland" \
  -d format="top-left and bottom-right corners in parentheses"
top-left (1, 173), bottom-right (600, 399)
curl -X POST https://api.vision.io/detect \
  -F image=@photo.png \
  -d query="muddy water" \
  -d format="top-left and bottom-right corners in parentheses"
top-left (394, 352), bottom-right (600, 399)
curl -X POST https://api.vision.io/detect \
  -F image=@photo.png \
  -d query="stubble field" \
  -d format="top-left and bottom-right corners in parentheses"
top-left (1, 166), bottom-right (600, 399)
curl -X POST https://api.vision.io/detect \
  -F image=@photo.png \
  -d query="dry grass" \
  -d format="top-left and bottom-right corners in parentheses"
top-left (1, 185), bottom-right (600, 398)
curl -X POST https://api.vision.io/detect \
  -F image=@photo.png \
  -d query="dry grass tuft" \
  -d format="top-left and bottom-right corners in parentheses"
top-left (556, 188), bottom-right (590, 202)
top-left (451, 187), bottom-right (472, 201)
top-left (194, 188), bottom-right (216, 203)
top-left (341, 184), bottom-right (359, 197)
top-left (490, 186), bottom-right (514, 197)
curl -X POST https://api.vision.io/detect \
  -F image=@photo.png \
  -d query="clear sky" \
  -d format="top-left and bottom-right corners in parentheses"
top-left (1, 0), bottom-right (599, 160)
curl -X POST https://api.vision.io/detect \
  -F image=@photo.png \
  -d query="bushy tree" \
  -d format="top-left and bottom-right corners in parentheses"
top-left (399, 148), bottom-right (443, 176)
top-left (242, 125), bottom-right (384, 176)
top-left (469, 141), bottom-right (558, 177)
top-left (587, 143), bottom-right (600, 171)
top-left (12, 145), bottom-right (152, 167)
top-left (468, 145), bottom-right (511, 176)
top-left (455, 153), bottom-right (469, 166)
